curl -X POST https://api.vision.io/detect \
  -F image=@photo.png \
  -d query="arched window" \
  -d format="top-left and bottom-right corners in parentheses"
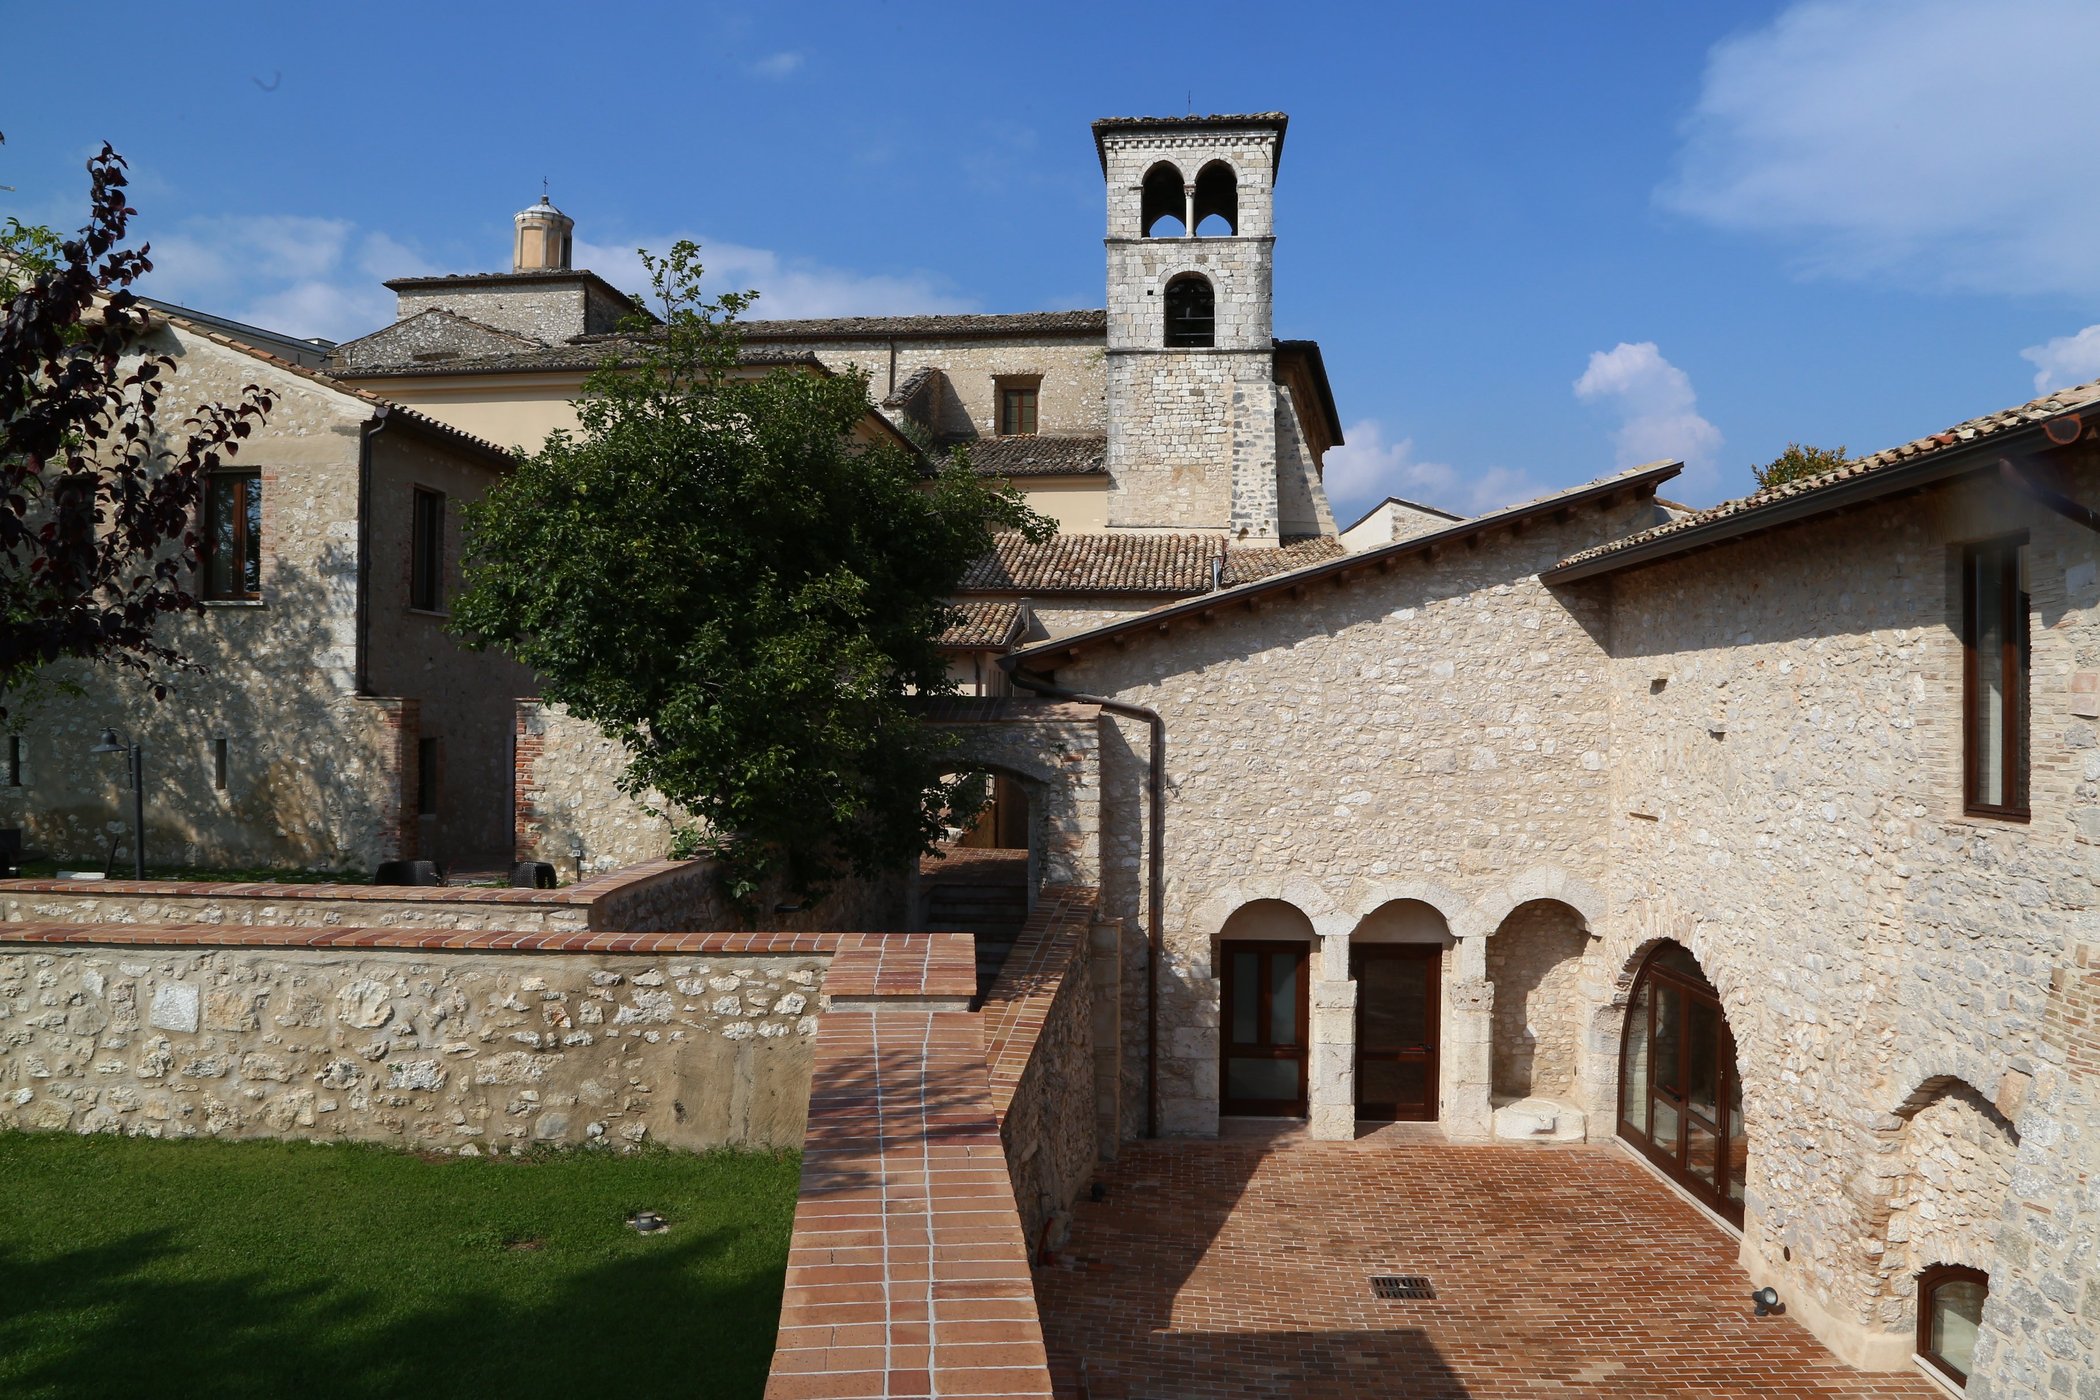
top-left (1140, 161), bottom-right (1186, 237)
top-left (1917, 1265), bottom-right (1989, 1388)
top-left (1618, 941), bottom-right (1745, 1225)
top-left (1193, 160), bottom-right (1238, 235)
top-left (1164, 274), bottom-right (1214, 348)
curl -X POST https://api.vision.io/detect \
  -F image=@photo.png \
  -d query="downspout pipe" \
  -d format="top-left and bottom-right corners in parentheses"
top-left (354, 412), bottom-right (384, 696)
top-left (1003, 661), bottom-right (1165, 1140)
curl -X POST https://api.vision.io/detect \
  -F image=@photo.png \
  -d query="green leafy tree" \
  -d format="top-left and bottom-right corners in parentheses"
top-left (1753, 442), bottom-right (1848, 491)
top-left (1, 139), bottom-right (274, 712)
top-left (453, 242), bottom-right (1051, 902)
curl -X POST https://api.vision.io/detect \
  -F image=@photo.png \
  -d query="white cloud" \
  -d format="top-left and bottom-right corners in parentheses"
top-left (2021, 324), bottom-right (2100, 393)
top-left (1573, 342), bottom-right (1723, 485)
top-left (1323, 419), bottom-right (1549, 521)
top-left (142, 216), bottom-right (409, 341)
top-left (572, 235), bottom-right (973, 320)
top-left (1662, 0), bottom-right (2100, 297)
top-left (748, 51), bottom-right (803, 79)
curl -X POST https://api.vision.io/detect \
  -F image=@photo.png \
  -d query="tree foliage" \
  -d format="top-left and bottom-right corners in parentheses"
top-left (0, 140), bottom-right (274, 706)
top-left (452, 243), bottom-right (1052, 902)
top-left (1753, 441), bottom-right (1848, 491)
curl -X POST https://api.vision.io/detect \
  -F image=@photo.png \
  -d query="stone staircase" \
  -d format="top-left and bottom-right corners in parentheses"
top-left (920, 849), bottom-right (1031, 1000)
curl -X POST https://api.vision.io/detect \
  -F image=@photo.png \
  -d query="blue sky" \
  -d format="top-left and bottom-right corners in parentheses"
top-left (10, 0), bottom-right (2100, 519)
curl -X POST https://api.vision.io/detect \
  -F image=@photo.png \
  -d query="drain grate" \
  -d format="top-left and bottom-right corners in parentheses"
top-left (1371, 1274), bottom-right (1437, 1300)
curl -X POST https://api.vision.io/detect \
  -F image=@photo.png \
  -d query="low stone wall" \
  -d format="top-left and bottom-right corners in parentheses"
top-left (983, 886), bottom-right (1099, 1247)
top-left (0, 857), bottom-right (905, 937)
top-left (0, 925), bottom-right (833, 1152)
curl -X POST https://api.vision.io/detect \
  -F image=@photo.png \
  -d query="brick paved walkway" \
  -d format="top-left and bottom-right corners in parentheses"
top-left (1034, 1125), bottom-right (1941, 1399)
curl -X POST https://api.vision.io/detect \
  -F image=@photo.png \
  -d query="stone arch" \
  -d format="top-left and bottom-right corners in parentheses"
top-left (1486, 899), bottom-right (1591, 1103)
top-left (1343, 878), bottom-right (1471, 937)
top-left (1189, 878), bottom-right (1337, 943)
top-left (1874, 1076), bottom-right (2019, 1302)
top-left (1140, 160), bottom-right (1185, 236)
top-left (1163, 272), bottom-right (1215, 348)
top-left (1472, 865), bottom-right (1607, 941)
top-left (1192, 159), bottom-right (1237, 235)
top-left (930, 716), bottom-right (1100, 891)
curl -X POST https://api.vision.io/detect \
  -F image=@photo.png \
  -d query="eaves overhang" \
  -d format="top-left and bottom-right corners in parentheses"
top-left (1002, 460), bottom-right (1681, 669)
top-left (1540, 426), bottom-right (2063, 585)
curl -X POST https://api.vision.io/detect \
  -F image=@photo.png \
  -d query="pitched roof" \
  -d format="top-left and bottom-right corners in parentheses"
top-left (952, 435), bottom-right (1107, 478)
top-left (1548, 378), bottom-right (2100, 581)
top-left (327, 307), bottom-right (547, 371)
top-left (329, 336), bottom-right (822, 378)
top-left (939, 601), bottom-right (1027, 650)
top-left (147, 309), bottom-right (515, 469)
top-left (738, 310), bottom-right (1106, 341)
top-left (383, 267), bottom-right (647, 312)
top-left (1006, 462), bottom-right (1682, 662)
top-left (960, 531), bottom-right (1343, 596)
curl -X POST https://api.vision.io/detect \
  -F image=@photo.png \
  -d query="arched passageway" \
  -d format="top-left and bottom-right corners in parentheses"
top-left (1617, 941), bottom-right (1746, 1226)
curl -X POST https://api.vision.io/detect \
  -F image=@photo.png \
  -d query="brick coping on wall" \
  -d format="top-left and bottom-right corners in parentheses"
top-left (979, 887), bottom-right (1095, 1121)
top-left (0, 921), bottom-right (842, 956)
top-left (764, 901), bottom-right (1104, 1400)
top-left (0, 856), bottom-right (693, 906)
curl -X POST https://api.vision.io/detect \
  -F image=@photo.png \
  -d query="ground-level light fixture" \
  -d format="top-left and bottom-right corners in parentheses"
top-left (90, 728), bottom-right (146, 880)
top-left (626, 1210), bottom-right (668, 1234)
top-left (1751, 1286), bottom-right (1782, 1317)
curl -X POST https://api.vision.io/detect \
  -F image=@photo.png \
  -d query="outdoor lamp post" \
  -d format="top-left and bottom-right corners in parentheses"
top-left (90, 728), bottom-right (146, 880)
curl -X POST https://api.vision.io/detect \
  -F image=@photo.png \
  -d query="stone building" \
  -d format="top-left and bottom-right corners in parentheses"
top-left (0, 310), bottom-right (533, 873)
top-left (1001, 379), bottom-right (2099, 1393)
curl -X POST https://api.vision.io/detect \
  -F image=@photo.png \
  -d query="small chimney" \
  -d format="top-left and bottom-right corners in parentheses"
top-left (513, 193), bottom-right (574, 272)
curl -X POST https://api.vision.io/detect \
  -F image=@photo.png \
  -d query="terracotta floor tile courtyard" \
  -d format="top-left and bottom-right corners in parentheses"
top-left (1033, 1124), bottom-right (1944, 1399)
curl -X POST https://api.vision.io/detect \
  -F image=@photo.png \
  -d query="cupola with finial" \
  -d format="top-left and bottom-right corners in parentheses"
top-left (513, 190), bottom-right (574, 272)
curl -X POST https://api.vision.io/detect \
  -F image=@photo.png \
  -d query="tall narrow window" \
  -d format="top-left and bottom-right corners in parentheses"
top-left (1917, 1265), bottom-right (1989, 1388)
top-left (997, 381), bottom-right (1038, 436)
top-left (1164, 274), bottom-right (1215, 348)
top-left (202, 472), bottom-right (262, 601)
top-left (6, 736), bottom-right (20, 787)
top-left (1963, 539), bottom-right (2027, 818)
top-left (411, 488), bottom-right (445, 612)
top-left (416, 736), bottom-right (439, 817)
top-left (212, 737), bottom-right (228, 792)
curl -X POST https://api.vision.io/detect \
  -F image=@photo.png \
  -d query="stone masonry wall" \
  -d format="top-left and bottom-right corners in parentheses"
top-left (756, 336), bottom-right (1106, 443)
top-left (1105, 349), bottom-right (1270, 533)
top-left (0, 940), bottom-right (826, 1151)
top-left (1063, 497), bottom-right (1657, 1138)
top-left (394, 282), bottom-right (592, 344)
top-left (0, 327), bottom-right (406, 872)
top-left (1880, 1083), bottom-right (2018, 1315)
top-left (514, 700), bottom-right (682, 874)
top-left (1600, 457), bottom-right (2099, 1375)
top-left (1485, 898), bottom-right (1589, 1101)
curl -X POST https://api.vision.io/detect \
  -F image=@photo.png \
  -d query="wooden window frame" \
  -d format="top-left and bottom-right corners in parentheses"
top-left (410, 487), bottom-right (446, 613)
top-left (996, 379), bottom-right (1039, 437)
top-left (1616, 944), bottom-right (1746, 1228)
top-left (201, 471), bottom-right (262, 602)
top-left (1219, 939), bottom-right (1311, 1117)
top-left (1916, 1263), bottom-right (1989, 1388)
top-left (1960, 537), bottom-right (2029, 821)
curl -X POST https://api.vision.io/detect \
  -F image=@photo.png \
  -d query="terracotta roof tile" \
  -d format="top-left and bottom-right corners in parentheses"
top-left (952, 435), bottom-right (1106, 478)
top-left (960, 531), bottom-right (1342, 595)
top-left (1557, 377), bottom-right (2100, 570)
top-left (940, 601), bottom-right (1026, 650)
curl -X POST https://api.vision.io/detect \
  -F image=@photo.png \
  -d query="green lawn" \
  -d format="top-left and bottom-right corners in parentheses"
top-left (0, 1133), bottom-right (800, 1399)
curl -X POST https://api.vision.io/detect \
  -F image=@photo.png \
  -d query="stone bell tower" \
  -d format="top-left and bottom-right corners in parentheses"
top-left (1095, 113), bottom-right (1288, 544)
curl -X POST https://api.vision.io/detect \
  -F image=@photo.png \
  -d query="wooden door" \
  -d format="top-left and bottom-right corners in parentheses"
top-left (1220, 941), bottom-right (1309, 1116)
top-left (1353, 944), bottom-right (1440, 1121)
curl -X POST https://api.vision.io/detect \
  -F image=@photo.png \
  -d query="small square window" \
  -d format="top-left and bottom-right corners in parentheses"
top-left (411, 488), bottom-right (445, 612)
top-left (997, 381), bottom-right (1039, 437)
top-left (202, 472), bottom-right (262, 601)
top-left (1917, 1264), bottom-right (1988, 1388)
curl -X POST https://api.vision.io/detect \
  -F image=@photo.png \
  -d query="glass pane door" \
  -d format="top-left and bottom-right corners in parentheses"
top-left (1353, 945), bottom-right (1440, 1121)
top-left (1618, 945), bottom-right (1745, 1227)
top-left (1220, 941), bottom-right (1309, 1116)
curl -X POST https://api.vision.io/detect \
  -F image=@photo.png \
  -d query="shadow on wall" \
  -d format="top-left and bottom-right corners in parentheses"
top-left (3, 545), bottom-right (398, 873)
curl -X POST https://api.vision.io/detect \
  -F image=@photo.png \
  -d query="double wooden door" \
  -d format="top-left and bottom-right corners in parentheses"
top-left (1220, 941), bottom-right (1309, 1116)
top-left (1353, 945), bottom-right (1440, 1121)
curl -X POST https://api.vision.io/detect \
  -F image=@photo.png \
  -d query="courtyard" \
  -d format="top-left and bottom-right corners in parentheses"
top-left (1034, 1125), bottom-right (1946, 1400)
